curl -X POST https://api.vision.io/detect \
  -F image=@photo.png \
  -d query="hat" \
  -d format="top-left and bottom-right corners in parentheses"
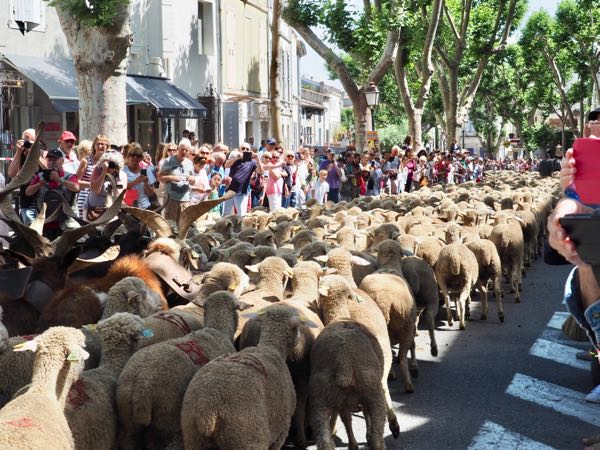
top-left (60, 131), bottom-right (77, 142)
top-left (588, 108), bottom-right (600, 122)
top-left (266, 138), bottom-right (276, 145)
top-left (46, 149), bottom-right (64, 159)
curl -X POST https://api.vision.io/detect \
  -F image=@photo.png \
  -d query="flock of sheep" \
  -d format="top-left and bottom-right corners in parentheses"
top-left (0, 166), bottom-right (560, 450)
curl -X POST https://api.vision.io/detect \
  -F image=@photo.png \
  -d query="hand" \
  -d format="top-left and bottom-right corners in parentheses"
top-left (547, 198), bottom-right (595, 266)
top-left (187, 175), bottom-right (195, 184)
top-left (560, 148), bottom-right (576, 190)
top-left (222, 177), bottom-right (232, 186)
top-left (102, 161), bottom-right (110, 171)
top-left (49, 171), bottom-right (60, 183)
top-left (136, 175), bottom-right (148, 185)
top-left (15, 140), bottom-right (24, 153)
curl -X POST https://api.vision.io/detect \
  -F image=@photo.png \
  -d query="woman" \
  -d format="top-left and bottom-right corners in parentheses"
top-left (262, 151), bottom-right (287, 212)
top-left (123, 143), bottom-right (157, 210)
top-left (404, 148), bottom-right (416, 193)
top-left (86, 148), bottom-right (127, 221)
top-left (76, 135), bottom-right (108, 219)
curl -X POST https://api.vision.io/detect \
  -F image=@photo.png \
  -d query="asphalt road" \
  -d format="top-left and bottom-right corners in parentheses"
top-left (307, 258), bottom-right (599, 449)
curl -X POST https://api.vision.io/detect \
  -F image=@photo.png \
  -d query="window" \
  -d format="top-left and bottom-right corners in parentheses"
top-left (9, 0), bottom-right (46, 33)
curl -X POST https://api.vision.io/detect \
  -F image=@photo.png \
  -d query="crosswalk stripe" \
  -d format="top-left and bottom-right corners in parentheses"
top-left (529, 338), bottom-right (589, 371)
top-left (546, 312), bottom-right (569, 330)
top-left (468, 420), bottom-right (555, 450)
top-left (506, 373), bottom-right (600, 426)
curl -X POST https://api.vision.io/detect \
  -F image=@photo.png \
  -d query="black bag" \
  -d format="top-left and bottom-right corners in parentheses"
top-left (43, 188), bottom-right (65, 221)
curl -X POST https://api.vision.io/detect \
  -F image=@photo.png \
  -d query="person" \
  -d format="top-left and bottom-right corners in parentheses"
top-left (190, 154), bottom-right (211, 204)
top-left (76, 136), bottom-right (107, 220)
top-left (263, 151), bottom-right (287, 212)
top-left (404, 148), bottom-right (417, 192)
top-left (318, 149), bottom-right (342, 203)
top-left (8, 128), bottom-right (43, 225)
top-left (123, 143), bottom-right (157, 210)
top-left (55, 131), bottom-right (80, 174)
top-left (340, 151), bottom-right (358, 202)
top-left (450, 138), bottom-right (460, 154)
top-left (383, 146), bottom-right (401, 194)
top-left (538, 152), bottom-right (560, 177)
top-left (311, 169), bottom-right (329, 204)
top-left (250, 153), bottom-right (269, 208)
top-left (207, 172), bottom-right (223, 216)
top-left (293, 151), bottom-right (309, 208)
top-left (25, 149), bottom-right (79, 239)
top-left (0, 171), bottom-right (9, 247)
top-left (282, 151), bottom-right (296, 208)
top-left (222, 143), bottom-right (259, 216)
top-left (158, 138), bottom-right (195, 222)
top-left (86, 148), bottom-right (127, 222)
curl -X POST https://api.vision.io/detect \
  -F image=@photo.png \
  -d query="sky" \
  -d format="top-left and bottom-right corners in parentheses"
top-left (300, 0), bottom-right (562, 91)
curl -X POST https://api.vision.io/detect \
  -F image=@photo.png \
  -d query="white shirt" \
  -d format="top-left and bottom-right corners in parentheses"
top-left (313, 179), bottom-right (329, 204)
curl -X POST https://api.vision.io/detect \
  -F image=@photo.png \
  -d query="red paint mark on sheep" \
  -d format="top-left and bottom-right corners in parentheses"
top-left (21, 335), bottom-right (37, 341)
top-left (230, 354), bottom-right (267, 378)
top-left (3, 417), bottom-right (38, 428)
top-left (175, 341), bottom-right (209, 366)
top-left (67, 379), bottom-right (90, 408)
top-left (155, 313), bottom-right (191, 335)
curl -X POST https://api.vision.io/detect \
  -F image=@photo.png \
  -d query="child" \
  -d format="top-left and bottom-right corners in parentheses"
top-left (208, 172), bottom-right (223, 216)
top-left (190, 155), bottom-right (211, 204)
top-left (312, 169), bottom-right (330, 204)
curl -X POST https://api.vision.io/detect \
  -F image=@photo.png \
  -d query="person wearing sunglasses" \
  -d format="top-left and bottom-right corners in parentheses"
top-left (75, 135), bottom-right (109, 219)
top-left (158, 138), bottom-right (195, 222)
top-left (123, 143), bottom-right (157, 209)
top-left (222, 144), bottom-right (260, 216)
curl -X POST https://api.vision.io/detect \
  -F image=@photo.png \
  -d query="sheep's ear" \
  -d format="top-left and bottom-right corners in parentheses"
top-left (82, 324), bottom-right (97, 331)
top-left (350, 255), bottom-right (371, 266)
top-left (236, 301), bottom-right (254, 311)
top-left (286, 269), bottom-right (294, 278)
top-left (241, 312), bottom-right (259, 319)
top-left (228, 282), bottom-right (238, 292)
top-left (318, 284), bottom-right (329, 296)
top-left (268, 223), bottom-right (278, 230)
top-left (298, 316), bottom-right (319, 328)
top-left (140, 329), bottom-right (154, 339)
top-left (314, 255), bottom-right (329, 263)
top-left (245, 264), bottom-right (259, 273)
top-left (391, 232), bottom-right (400, 240)
top-left (352, 293), bottom-right (364, 303)
top-left (67, 347), bottom-right (89, 362)
top-left (13, 339), bottom-right (39, 352)
top-left (126, 290), bottom-right (140, 305)
top-left (249, 251), bottom-right (256, 257)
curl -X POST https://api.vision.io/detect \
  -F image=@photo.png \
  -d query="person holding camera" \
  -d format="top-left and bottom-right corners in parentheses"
top-left (123, 143), bottom-right (157, 210)
top-left (222, 144), bottom-right (259, 216)
top-left (24, 149), bottom-right (79, 239)
top-left (318, 149), bottom-right (342, 203)
top-left (86, 149), bottom-right (127, 222)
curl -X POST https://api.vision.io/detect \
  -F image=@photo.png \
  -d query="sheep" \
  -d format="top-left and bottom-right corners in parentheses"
top-left (65, 313), bottom-right (145, 450)
top-left (253, 229), bottom-right (277, 248)
top-left (465, 239), bottom-right (504, 323)
top-left (489, 212), bottom-right (525, 302)
top-left (309, 320), bottom-right (387, 450)
top-left (350, 250), bottom-right (378, 286)
top-left (100, 276), bottom-right (164, 319)
top-left (137, 263), bottom-right (249, 349)
top-left (317, 274), bottom-right (400, 440)
top-left (359, 272), bottom-right (418, 392)
top-left (414, 235), bottom-right (444, 267)
top-left (289, 229), bottom-right (317, 250)
top-left (434, 243), bottom-right (479, 330)
top-left (299, 240), bottom-right (331, 262)
top-left (181, 305), bottom-right (310, 450)
top-left (375, 239), bottom-right (440, 356)
top-left (0, 327), bottom-right (88, 450)
top-left (366, 223), bottom-right (401, 249)
top-left (239, 261), bottom-right (327, 448)
top-left (117, 291), bottom-right (248, 450)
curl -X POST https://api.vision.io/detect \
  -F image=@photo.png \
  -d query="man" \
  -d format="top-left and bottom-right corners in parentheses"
top-left (158, 138), bottom-right (195, 223)
top-left (222, 143), bottom-right (259, 216)
top-left (293, 150), bottom-right (309, 208)
top-left (340, 151), bottom-right (358, 202)
top-left (538, 152), bottom-right (560, 177)
top-left (265, 138), bottom-right (276, 155)
top-left (318, 149), bottom-right (342, 203)
top-left (282, 151), bottom-right (296, 208)
top-left (25, 149), bottom-right (79, 240)
top-left (55, 131), bottom-right (79, 174)
top-left (383, 146), bottom-right (401, 194)
top-left (450, 138), bottom-right (460, 154)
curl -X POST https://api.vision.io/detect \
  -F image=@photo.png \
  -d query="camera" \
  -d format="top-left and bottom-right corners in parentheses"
top-left (140, 168), bottom-right (147, 177)
top-left (41, 170), bottom-right (53, 182)
top-left (108, 161), bottom-right (118, 170)
top-left (242, 151), bottom-right (252, 162)
top-left (23, 140), bottom-right (32, 149)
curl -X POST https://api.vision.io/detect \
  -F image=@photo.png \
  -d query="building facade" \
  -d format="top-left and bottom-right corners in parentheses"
top-left (300, 78), bottom-right (343, 148)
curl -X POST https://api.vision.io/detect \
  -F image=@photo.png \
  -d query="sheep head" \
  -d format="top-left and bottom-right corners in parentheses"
top-left (105, 276), bottom-right (164, 318)
top-left (96, 312), bottom-right (146, 353)
top-left (245, 256), bottom-right (293, 289)
top-left (197, 262), bottom-right (250, 300)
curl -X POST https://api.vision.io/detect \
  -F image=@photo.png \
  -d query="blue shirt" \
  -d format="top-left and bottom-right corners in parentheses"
top-left (123, 166), bottom-right (156, 209)
top-left (564, 266), bottom-right (600, 348)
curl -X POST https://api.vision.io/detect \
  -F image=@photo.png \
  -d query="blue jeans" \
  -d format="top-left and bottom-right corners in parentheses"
top-left (328, 188), bottom-right (340, 203)
top-left (20, 207), bottom-right (38, 226)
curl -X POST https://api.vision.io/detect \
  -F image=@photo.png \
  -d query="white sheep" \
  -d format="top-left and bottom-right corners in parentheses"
top-left (65, 313), bottom-right (145, 450)
top-left (181, 305), bottom-right (313, 449)
top-left (117, 291), bottom-right (249, 450)
top-left (0, 327), bottom-right (88, 450)
top-left (100, 276), bottom-right (164, 319)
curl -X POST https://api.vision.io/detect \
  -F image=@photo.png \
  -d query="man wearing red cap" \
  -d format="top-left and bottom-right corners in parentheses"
top-left (57, 130), bottom-right (80, 174)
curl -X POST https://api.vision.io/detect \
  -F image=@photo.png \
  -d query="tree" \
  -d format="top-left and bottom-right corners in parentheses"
top-left (48, 0), bottom-right (131, 144)
top-left (284, 0), bottom-right (401, 153)
top-left (269, 0), bottom-right (283, 143)
top-left (433, 0), bottom-right (525, 150)
top-left (393, 0), bottom-right (443, 150)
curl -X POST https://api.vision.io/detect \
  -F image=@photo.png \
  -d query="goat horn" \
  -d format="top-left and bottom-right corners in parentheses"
top-left (51, 190), bottom-right (125, 257)
top-left (178, 190), bottom-right (236, 240)
top-left (68, 245), bottom-right (120, 273)
top-left (31, 204), bottom-right (47, 236)
top-left (0, 194), bottom-right (21, 223)
top-left (0, 216), bottom-right (51, 257)
top-left (0, 122), bottom-right (45, 197)
top-left (122, 206), bottom-right (173, 238)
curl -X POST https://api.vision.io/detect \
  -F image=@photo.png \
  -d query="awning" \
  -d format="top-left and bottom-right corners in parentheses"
top-left (127, 75), bottom-right (207, 118)
top-left (2, 54), bottom-right (206, 118)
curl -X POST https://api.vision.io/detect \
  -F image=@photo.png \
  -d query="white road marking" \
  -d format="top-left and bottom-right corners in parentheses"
top-left (506, 373), bottom-right (600, 426)
top-left (468, 420), bottom-right (555, 450)
top-left (547, 312), bottom-right (569, 330)
top-left (529, 338), bottom-right (589, 371)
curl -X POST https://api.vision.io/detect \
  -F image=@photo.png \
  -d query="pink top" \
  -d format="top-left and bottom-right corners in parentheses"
top-left (265, 169), bottom-right (283, 196)
top-left (191, 168), bottom-right (210, 203)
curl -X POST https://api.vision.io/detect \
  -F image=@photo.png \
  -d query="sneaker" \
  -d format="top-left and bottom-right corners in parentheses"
top-left (584, 384), bottom-right (600, 403)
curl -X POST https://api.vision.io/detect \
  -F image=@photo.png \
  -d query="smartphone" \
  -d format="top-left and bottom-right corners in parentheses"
top-left (140, 168), bottom-right (147, 177)
top-left (573, 138), bottom-right (600, 204)
top-left (559, 214), bottom-right (600, 265)
top-left (243, 151), bottom-right (252, 162)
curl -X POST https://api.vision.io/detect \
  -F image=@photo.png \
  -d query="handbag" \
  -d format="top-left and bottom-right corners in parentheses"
top-left (86, 206), bottom-right (107, 222)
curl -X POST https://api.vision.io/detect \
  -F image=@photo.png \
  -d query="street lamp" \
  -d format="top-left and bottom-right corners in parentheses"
top-left (364, 82), bottom-right (380, 131)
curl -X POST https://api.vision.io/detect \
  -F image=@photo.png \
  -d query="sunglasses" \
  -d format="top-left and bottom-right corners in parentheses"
top-left (168, 148), bottom-right (177, 152)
